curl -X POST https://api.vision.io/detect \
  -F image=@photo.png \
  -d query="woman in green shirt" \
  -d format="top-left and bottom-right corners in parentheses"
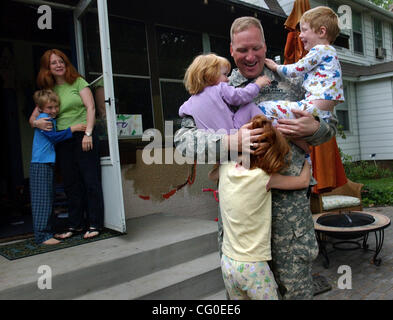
top-left (30, 49), bottom-right (104, 239)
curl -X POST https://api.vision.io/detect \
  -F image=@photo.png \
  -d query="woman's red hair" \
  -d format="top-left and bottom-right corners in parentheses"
top-left (36, 49), bottom-right (81, 89)
top-left (249, 115), bottom-right (290, 175)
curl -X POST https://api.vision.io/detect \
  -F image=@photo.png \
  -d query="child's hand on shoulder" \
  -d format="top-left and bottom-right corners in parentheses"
top-left (255, 75), bottom-right (271, 88)
top-left (71, 123), bottom-right (87, 132)
top-left (264, 58), bottom-right (278, 72)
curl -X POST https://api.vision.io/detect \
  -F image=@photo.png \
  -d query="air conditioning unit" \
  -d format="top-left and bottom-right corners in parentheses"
top-left (376, 47), bottom-right (386, 59)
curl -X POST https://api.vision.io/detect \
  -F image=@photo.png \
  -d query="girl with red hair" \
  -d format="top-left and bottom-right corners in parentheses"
top-left (29, 49), bottom-right (104, 240)
top-left (218, 115), bottom-right (311, 300)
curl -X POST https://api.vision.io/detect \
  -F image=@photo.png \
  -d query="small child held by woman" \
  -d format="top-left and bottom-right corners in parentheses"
top-left (30, 89), bottom-right (86, 245)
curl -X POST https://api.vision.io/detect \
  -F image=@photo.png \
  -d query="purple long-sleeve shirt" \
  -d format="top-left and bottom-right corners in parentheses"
top-left (179, 82), bottom-right (262, 134)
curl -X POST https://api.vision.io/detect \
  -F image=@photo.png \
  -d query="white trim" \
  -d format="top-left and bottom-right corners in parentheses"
top-left (358, 72), bottom-right (393, 82)
top-left (89, 71), bottom-right (151, 80)
top-left (96, 0), bottom-right (126, 232)
top-left (202, 33), bottom-right (211, 53)
top-left (13, 0), bottom-right (74, 10)
top-left (159, 78), bottom-right (184, 83)
top-left (73, 12), bottom-right (85, 76)
top-left (74, 0), bottom-right (92, 19)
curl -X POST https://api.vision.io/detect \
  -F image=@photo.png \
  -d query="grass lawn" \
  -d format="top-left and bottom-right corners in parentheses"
top-left (357, 177), bottom-right (393, 189)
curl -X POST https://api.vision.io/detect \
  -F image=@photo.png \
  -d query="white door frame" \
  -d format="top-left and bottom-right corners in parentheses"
top-left (74, 0), bottom-right (126, 232)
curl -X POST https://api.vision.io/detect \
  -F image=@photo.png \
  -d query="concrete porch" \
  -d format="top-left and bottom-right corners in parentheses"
top-left (0, 213), bottom-right (225, 300)
top-left (1, 207), bottom-right (392, 300)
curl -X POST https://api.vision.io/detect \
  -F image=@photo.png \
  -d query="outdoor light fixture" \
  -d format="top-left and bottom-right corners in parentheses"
top-left (370, 153), bottom-right (377, 167)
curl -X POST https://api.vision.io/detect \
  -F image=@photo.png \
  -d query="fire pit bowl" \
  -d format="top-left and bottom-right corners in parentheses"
top-left (316, 212), bottom-right (375, 240)
top-left (313, 211), bottom-right (390, 268)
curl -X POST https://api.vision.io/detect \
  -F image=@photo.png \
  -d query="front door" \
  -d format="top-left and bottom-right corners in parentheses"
top-left (74, 0), bottom-right (126, 232)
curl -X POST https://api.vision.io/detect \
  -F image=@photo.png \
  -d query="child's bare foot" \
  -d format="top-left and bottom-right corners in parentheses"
top-left (42, 238), bottom-right (61, 245)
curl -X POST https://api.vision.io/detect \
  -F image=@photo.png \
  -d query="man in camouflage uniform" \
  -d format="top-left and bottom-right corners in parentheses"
top-left (174, 17), bottom-right (337, 300)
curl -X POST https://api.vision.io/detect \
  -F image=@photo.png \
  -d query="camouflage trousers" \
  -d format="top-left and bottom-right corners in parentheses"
top-left (270, 227), bottom-right (319, 300)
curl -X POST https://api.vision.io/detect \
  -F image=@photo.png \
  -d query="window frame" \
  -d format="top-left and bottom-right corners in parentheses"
top-left (374, 18), bottom-right (383, 49)
top-left (334, 85), bottom-right (350, 132)
top-left (352, 10), bottom-right (364, 55)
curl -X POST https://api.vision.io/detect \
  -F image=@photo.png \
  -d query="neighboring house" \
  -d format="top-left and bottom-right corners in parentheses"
top-left (279, 0), bottom-right (393, 163)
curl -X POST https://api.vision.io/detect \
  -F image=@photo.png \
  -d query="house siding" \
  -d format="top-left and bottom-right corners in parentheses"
top-left (277, 0), bottom-right (295, 15)
top-left (238, 0), bottom-right (270, 10)
top-left (356, 79), bottom-right (393, 160)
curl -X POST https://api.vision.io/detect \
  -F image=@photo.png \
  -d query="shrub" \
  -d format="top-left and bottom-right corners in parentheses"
top-left (361, 185), bottom-right (393, 207)
top-left (341, 152), bottom-right (393, 207)
top-left (343, 158), bottom-right (393, 181)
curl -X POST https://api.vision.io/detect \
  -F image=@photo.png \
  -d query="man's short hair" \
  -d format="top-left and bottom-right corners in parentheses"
top-left (300, 6), bottom-right (340, 43)
top-left (33, 89), bottom-right (60, 109)
top-left (230, 16), bottom-right (265, 43)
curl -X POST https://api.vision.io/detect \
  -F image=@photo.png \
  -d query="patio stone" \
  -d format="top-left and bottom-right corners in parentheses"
top-left (312, 206), bottom-right (392, 300)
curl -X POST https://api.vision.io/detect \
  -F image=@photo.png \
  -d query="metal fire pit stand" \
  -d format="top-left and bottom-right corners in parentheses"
top-left (313, 211), bottom-right (391, 269)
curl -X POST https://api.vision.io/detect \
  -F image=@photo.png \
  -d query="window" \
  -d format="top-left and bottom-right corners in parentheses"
top-left (329, 1), bottom-right (350, 49)
top-left (335, 86), bottom-right (349, 131)
top-left (82, 13), bottom-right (153, 135)
top-left (374, 19), bottom-right (383, 49)
top-left (210, 35), bottom-right (234, 69)
top-left (352, 11), bottom-right (363, 54)
top-left (156, 26), bottom-right (203, 131)
top-left (156, 26), bottom-right (203, 79)
top-left (391, 25), bottom-right (393, 50)
top-left (160, 81), bottom-right (190, 130)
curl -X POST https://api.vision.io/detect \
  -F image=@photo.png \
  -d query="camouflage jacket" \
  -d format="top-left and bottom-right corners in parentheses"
top-left (174, 67), bottom-right (338, 240)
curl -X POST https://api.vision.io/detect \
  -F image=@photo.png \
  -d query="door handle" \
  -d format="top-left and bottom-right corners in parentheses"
top-left (105, 98), bottom-right (111, 106)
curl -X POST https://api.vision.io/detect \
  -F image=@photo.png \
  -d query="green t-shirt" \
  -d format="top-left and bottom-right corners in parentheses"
top-left (54, 77), bottom-right (89, 130)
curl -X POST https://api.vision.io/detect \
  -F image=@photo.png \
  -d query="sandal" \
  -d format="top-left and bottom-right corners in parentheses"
top-left (55, 228), bottom-right (83, 240)
top-left (83, 228), bottom-right (101, 239)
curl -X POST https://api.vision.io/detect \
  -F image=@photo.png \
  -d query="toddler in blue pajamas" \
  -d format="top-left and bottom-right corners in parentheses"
top-left (30, 90), bottom-right (86, 245)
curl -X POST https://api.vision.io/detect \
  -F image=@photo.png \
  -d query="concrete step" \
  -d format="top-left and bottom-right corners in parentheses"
top-left (76, 252), bottom-right (224, 300)
top-left (0, 213), bottom-right (218, 300)
top-left (202, 289), bottom-right (227, 300)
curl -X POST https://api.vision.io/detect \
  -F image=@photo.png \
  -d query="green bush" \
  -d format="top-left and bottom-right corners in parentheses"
top-left (340, 152), bottom-right (393, 207)
top-left (343, 158), bottom-right (393, 181)
top-left (361, 185), bottom-right (393, 207)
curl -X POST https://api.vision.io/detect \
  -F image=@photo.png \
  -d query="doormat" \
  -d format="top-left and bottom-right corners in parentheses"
top-left (313, 274), bottom-right (332, 296)
top-left (0, 228), bottom-right (124, 261)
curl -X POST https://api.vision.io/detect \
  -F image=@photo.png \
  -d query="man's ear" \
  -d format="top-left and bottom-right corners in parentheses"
top-left (230, 43), bottom-right (234, 56)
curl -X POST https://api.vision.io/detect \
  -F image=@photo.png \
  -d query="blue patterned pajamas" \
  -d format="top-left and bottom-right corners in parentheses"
top-left (259, 99), bottom-right (332, 125)
top-left (221, 254), bottom-right (278, 300)
top-left (29, 163), bottom-right (55, 244)
top-left (260, 45), bottom-right (344, 128)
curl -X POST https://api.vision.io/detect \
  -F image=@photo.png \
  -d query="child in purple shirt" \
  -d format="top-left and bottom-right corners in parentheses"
top-left (179, 53), bottom-right (270, 134)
